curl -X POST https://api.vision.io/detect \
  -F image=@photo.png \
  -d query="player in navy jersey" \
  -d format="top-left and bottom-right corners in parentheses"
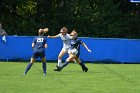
top-left (24, 28), bottom-right (49, 75)
top-left (54, 30), bottom-right (92, 72)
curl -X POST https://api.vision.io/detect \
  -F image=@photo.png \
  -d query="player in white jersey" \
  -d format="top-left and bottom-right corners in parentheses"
top-left (48, 27), bottom-right (76, 70)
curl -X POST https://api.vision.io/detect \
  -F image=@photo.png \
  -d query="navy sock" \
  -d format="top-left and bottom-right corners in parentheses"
top-left (42, 62), bottom-right (46, 74)
top-left (24, 63), bottom-right (32, 74)
top-left (79, 62), bottom-right (86, 69)
top-left (61, 61), bottom-right (69, 68)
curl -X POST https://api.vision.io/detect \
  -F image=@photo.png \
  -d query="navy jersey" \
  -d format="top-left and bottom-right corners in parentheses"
top-left (32, 36), bottom-right (47, 50)
top-left (71, 37), bottom-right (83, 51)
top-left (32, 36), bottom-right (47, 58)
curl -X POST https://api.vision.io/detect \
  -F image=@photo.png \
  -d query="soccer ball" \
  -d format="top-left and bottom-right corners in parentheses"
top-left (71, 48), bottom-right (78, 55)
top-left (43, 28), bottom-right (49, 33)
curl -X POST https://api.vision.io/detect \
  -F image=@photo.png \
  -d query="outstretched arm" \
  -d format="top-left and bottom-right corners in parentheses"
top-left (47, 35), bottom-right (58, 38)
top-left (48, 33), bottom-right (60, 38)
top-left (82, 42), bottom-right (92, 53)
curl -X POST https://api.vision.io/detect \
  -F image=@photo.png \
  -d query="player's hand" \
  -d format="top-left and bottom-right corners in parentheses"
top-left (88, 49), bottom-right (92, 53)
top-left (47, 35), bottom-right (50, 38)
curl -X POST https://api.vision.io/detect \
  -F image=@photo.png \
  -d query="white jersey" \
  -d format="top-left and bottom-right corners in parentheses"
top-left (56, 33), bottom-right (72, 48)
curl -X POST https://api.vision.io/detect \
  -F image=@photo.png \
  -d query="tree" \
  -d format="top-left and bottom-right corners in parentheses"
top-left (0, 0), bottom-right (140, 38)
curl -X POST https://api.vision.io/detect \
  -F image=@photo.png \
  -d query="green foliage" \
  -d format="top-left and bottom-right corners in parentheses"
top-left (16, 0), bottom-right (37, 17)
top-left (0, 0), bottom-right (140, 38)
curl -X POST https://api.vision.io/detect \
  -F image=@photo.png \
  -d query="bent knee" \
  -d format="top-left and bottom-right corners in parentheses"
top-left (66, 58), bottom-right (72, 62)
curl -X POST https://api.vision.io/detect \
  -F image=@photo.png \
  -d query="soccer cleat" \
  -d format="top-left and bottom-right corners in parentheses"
top-left (23, 73), bottom-right (26, 75)
top-left (44, 73), bottom-right (46, 76)
top-left (84, 67), bottom-right (88, 72)
top-left (81, 67), bottom-right (85, 72)
top-left (53, 65), bottom-right (59, 71)
top-left (82, 66), bottom-right (88, 72)
top-left (54, 65), bottom-right (62, 71)
top-left (54, 68), bottom-right (61, 71)
top-left (54, 68), bottom-right (62, 71)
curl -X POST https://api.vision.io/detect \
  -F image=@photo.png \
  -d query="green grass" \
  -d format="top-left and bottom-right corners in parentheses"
top-left (0, 62), bottom-right (140, 93)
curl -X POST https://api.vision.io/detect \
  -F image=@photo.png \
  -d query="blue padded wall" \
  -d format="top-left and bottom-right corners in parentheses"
top-left (0, 36), bottom-right (140, 63)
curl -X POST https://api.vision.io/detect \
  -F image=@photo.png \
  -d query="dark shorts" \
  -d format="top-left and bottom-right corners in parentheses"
top-left (32, 49), bottom-right (45, 59)
top-left (76, 52), bottom-right (80, 58)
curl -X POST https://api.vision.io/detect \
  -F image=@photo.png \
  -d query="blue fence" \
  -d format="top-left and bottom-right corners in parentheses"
top-left (0, 36), bottom-right (140, 63)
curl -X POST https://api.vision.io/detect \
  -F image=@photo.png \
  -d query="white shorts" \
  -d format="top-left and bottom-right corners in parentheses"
top-left (62, 47), bottom-right (71, 54)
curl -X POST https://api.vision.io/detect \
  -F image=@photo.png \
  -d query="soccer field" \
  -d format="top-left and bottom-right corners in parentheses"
top-left (0, 62), bottom-right (139, 93)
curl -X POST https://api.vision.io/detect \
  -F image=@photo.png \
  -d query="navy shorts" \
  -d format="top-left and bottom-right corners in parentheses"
top-left (76, 52), bottom-right (80, 58)
top-left (32, 49), bottom-right (45, 59)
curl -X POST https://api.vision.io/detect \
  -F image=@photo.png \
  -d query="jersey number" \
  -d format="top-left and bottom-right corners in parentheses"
top-left (37, 38), bottom-right (44, 42)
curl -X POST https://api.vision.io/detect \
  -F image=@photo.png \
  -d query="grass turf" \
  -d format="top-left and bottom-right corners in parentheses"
top-left (0, 62), bottom-right (140, 93)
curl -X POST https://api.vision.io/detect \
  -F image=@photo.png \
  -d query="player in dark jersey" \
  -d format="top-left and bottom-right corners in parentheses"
top-left (24, 28), bottom-right (49, 75)
top-left (54, 30), bottom-right (92, 72)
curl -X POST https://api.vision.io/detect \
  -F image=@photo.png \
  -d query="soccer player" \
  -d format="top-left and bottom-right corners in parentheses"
top-left (54, 30), bottom-right (91, 72)
top-left (24, 28), bottom-right (49, 75)
top-left (48, 27), bottom-right (76, 70)
top-left (0, 22), bottom-right (7, 42)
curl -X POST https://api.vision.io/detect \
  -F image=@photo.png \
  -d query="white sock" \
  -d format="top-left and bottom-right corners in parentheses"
top-left (58, 59), bottom-right (62, 67)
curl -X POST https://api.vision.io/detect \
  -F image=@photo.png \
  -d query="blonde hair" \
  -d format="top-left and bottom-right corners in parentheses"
top-left (38, 29), bottom-right (44, 35)
top-left (70, 30), bottom-right (78, 36)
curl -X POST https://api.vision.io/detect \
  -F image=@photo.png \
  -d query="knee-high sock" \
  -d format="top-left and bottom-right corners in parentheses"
top-left (61, 61), bottom-right (69, 69)
top-left (24, 63), bottom-right (33, 74)
top-left (42, 62), bottom-right (46, 74)
top-left (79, 62), bottom-right (86, 69)
top-left (58, 59), bottom-right (62, 67)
